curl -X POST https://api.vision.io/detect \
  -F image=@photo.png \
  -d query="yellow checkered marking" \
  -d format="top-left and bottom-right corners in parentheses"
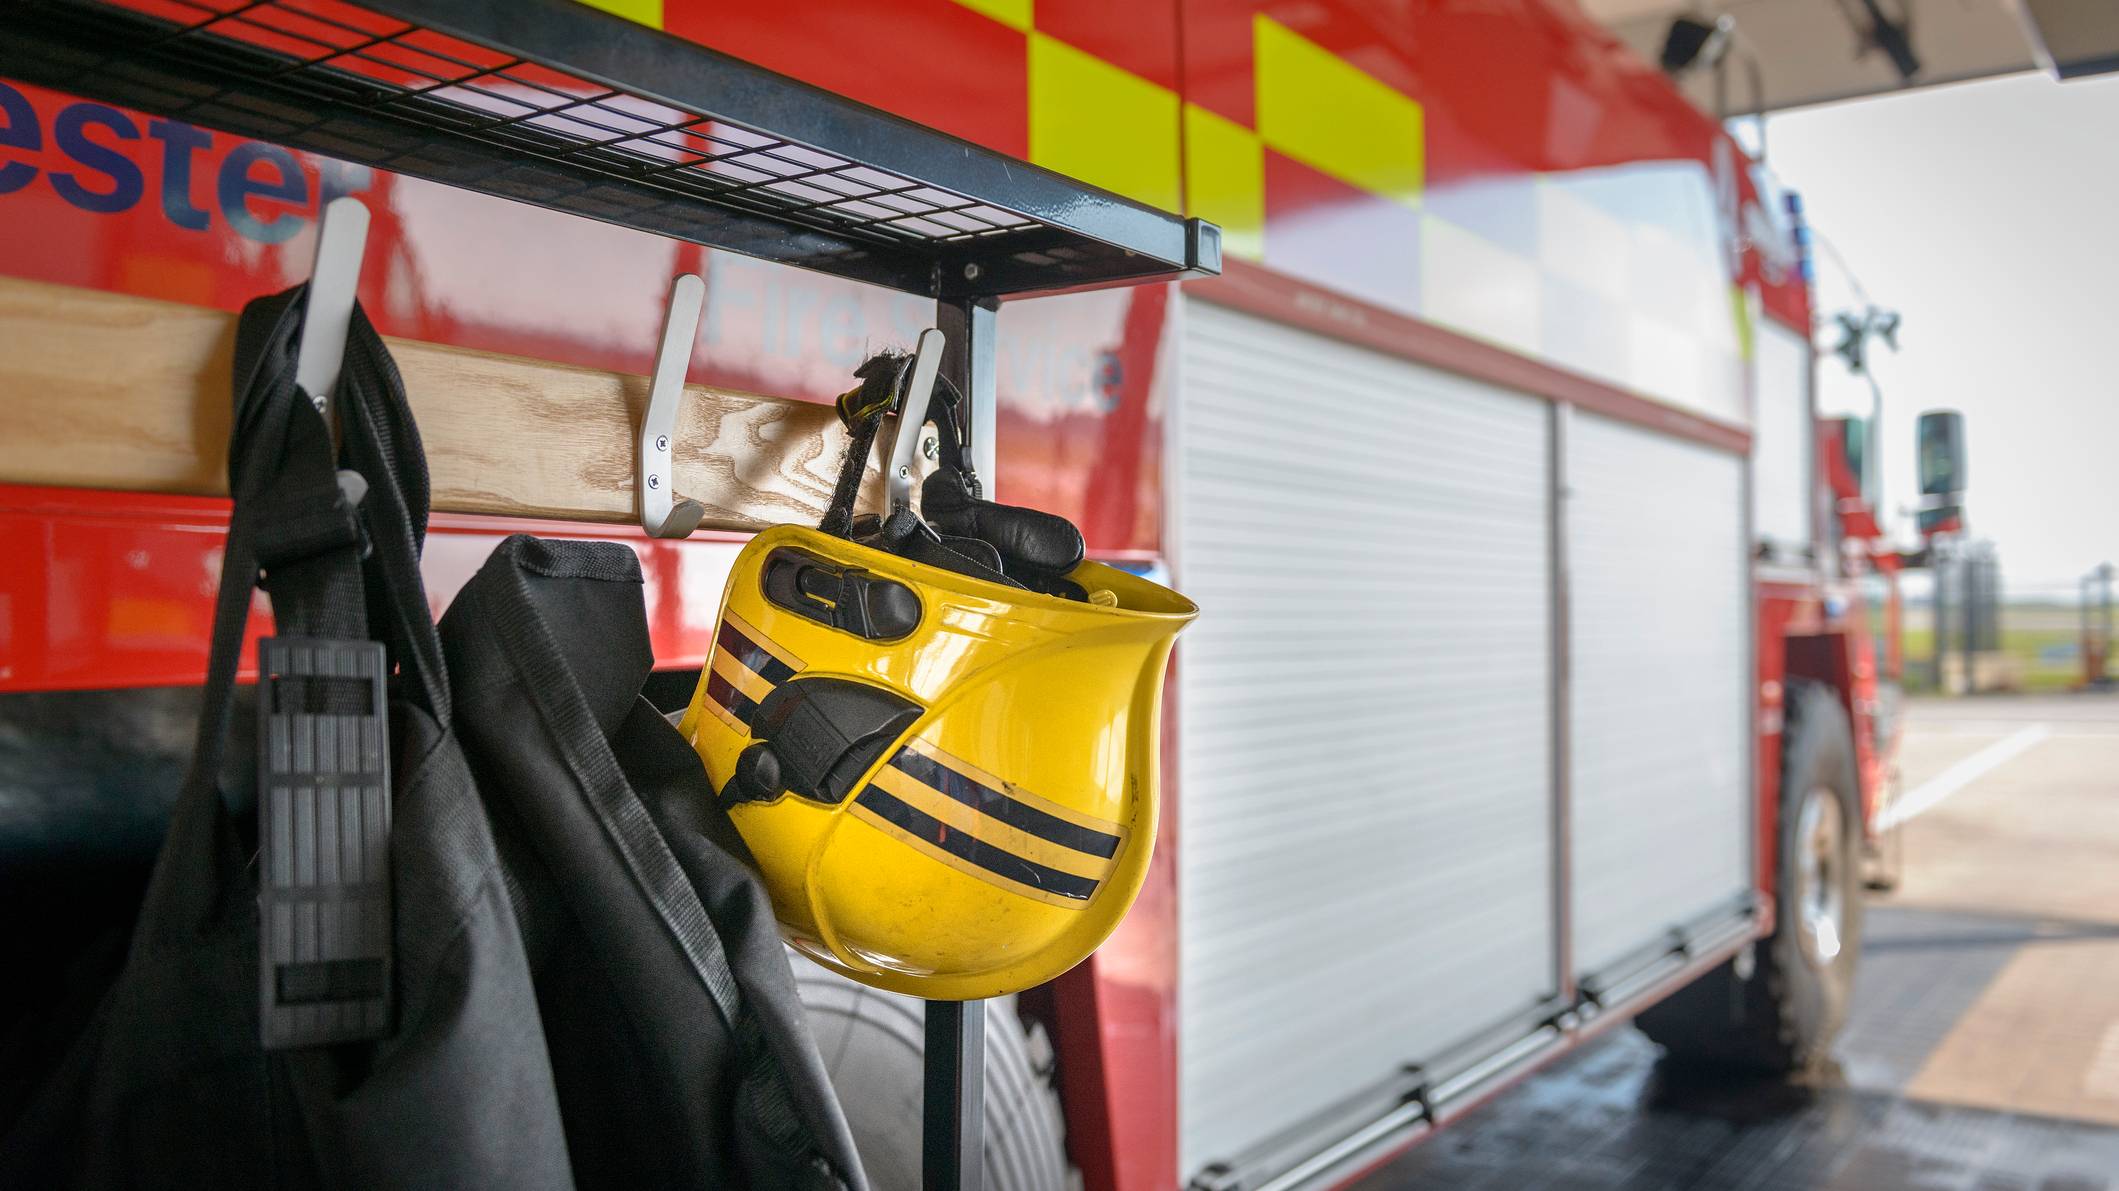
top-left (1254, 15), bottom-right (1424, 207)
top-left (1184, 103), bottom-right (1265, 261)
top-left (950, 0), bottom-right (1032, 31)
top-left (1029, 33), bottom-right (1182, 213)
top-left (575, 0), bottom-right (662, 28)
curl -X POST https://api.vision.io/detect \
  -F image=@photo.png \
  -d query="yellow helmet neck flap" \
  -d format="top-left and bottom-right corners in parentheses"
top-left (682, 349), bottom-right (1196, 1000)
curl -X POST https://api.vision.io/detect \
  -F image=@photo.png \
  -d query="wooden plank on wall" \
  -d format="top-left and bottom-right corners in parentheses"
top-left (0, 276), bottom-right (886, 530)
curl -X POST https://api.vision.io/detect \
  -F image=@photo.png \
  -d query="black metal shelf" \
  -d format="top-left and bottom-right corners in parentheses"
top-left (1, 0), bottom-right (1220, 299)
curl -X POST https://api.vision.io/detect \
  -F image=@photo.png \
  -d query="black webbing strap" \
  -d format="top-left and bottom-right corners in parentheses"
top-left (182, 283), bottom-right (441, 800)
top-left (186, 287), bottom-right (446, 790)
top-left (192, 284), bottom-right (445, 1049)
top-left (186, 287), bottom-right (365, 803)
top-left (813, 349), bottom-right (1081, 611)
top-left (332, 301), bottom-right (448, 723)
top-left (819, 351), bottom-right (977, 537)
top-left (820, 353), bottom-right (908, 538)
top-left (924, 385), bottom-right (979, 500)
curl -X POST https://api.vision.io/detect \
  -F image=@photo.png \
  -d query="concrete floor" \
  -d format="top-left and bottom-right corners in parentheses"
top-left (1358, 692), bottom-right (2119, 1190)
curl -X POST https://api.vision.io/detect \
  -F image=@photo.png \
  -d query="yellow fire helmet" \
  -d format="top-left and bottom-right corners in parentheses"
top-left (679, 342), bottom-right (1196, 1000)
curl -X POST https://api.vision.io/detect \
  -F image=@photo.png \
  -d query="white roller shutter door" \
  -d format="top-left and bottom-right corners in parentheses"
top-left (1175, 301), bottom-right (1555, 1177)
top-left (1750, 320), bottom-right (1815, 556)
top-left (1565, 412), bottom-right (1750, 978)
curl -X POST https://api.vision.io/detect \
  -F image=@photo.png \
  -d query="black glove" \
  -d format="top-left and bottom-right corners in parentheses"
top-left (851, 507), bottom-right (1013, 589)
top-left (828, 349), bottom-right (1091, 602)
top-left (920, 471), bottom-right (1086, 600)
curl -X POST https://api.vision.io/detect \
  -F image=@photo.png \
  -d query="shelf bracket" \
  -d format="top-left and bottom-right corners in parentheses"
top-left (938, 297), bottom-right (1000, 494)
top-left (921, 290), bottom-right (1002, 1191)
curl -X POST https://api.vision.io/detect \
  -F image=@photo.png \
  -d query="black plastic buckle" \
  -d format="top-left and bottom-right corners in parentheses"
top-left (257, 636), bottom-right (393, 1049)
top-left (762, 547), bottom-right (922, 641)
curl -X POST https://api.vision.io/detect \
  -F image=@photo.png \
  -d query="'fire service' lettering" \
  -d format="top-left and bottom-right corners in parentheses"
top-left (0, 79), bottom-right (368, 240)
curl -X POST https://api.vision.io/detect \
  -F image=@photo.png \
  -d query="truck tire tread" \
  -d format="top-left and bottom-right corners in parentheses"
top-left (1635, 680), bottom-right (1863, 1073)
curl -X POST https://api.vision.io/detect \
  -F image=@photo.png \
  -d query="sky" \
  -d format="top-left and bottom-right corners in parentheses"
top-left (1764, 70), bottom-right (2119, 600)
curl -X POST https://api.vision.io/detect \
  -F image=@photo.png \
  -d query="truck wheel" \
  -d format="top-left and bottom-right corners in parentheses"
top-left (791, 958), bottom-right (1070, 1191)
top-left (1636, 680), bottom-right (1863, 1072)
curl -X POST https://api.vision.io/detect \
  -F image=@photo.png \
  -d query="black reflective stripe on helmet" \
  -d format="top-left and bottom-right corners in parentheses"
top-left (716, 620), bottom-right (797, 687)
top-left (704, 670), bottom-right (761, 729)
top-left (887, 749), bottom-right (1121, 860)
top-left (703, 614), bottom-right (803, 731)
top-left (852, 785), bottom-right (1100, 901)
top-left (846, 743), bottom-right (1124, 907)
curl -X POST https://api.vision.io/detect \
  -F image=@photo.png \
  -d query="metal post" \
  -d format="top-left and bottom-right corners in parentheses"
top-left (2083, 572), bottom-right (2093, 688)
top-left (1546, 402), bottom-right (1574, 1005)
top-left (2093, 563), bottom-right (2110, 686)
top-left (1861, 370), bottom-right (1884, 516)
top-left (2091, 563), bottom-right (2115, 690)
top-left (938, 296), bottom-right (1000, 489)
top-left (924, 291), bottom-right (997, 1191)
top-left (1974, 546), bottom-right (1991, 648)
top-left (1960, 549), bottom-right (1977, 694)
top-left (923, 1000), bottom-right (985, 1191)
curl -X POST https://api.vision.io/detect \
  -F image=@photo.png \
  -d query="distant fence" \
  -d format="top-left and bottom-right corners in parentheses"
top-left (1899, 549), bottom-right (2119, 694)
top-left (1915, 543), bottom-right (2009, 694)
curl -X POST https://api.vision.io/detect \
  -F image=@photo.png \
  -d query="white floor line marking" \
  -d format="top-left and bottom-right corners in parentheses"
top-left (1877, 723), bottom-right (2051, 832)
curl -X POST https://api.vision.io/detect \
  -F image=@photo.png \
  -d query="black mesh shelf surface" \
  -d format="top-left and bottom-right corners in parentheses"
top-left (1, 0), bottom-right (1221, 299)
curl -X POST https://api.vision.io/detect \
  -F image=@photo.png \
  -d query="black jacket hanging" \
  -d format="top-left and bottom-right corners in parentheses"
top-left (0, 285), bottom-right (573, 1190)
top-left (0, 285), bottom-right (864, 1190)
top-left (440, 534), bottom-right (864, 1189)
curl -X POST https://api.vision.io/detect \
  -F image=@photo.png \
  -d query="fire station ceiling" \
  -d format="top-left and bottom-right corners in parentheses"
top-left (1575, 0), bottom-right (2113, 114)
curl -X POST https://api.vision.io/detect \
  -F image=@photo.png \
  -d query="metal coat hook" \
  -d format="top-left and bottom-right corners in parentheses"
top-left (294, 196), bottom-right (371, 427)
top-left (639, 273), bottom-right (708, 538)
top-left (293, 196), bottom-right (371, 510)
top-left (885, 327), bottom-right (946, 515)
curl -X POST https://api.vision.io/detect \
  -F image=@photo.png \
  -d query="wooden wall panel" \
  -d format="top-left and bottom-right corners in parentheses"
top-left (0, 277), bottom-right (884, 530)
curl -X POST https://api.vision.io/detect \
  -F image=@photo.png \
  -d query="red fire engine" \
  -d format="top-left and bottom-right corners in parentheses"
top-left (0, 1), bottom-right (1956, 1188)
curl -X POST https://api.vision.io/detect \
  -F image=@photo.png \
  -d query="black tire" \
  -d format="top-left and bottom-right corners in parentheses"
top-left (1636, 680), bottom-right (1863, 1072)
top-left (791, 958), bottom-right (1069, 1191)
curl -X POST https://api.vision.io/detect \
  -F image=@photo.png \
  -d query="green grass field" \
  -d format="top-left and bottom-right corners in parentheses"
top-left (1900, 623), bottom-right (2089, 693)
